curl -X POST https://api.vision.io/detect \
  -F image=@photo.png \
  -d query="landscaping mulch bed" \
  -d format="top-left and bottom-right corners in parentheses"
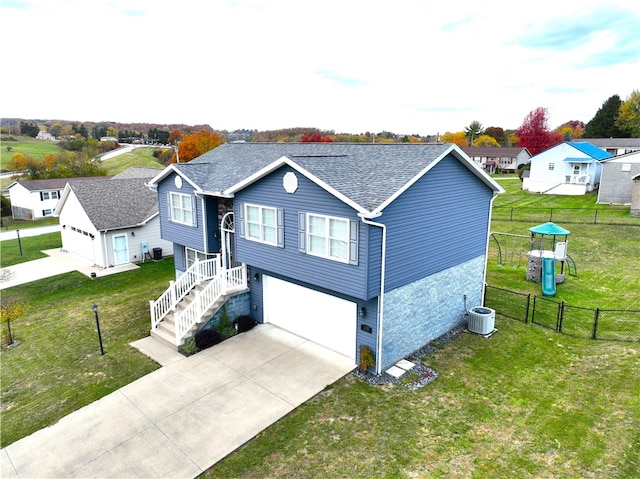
top-left (353, 324), bottom-right (466, 390)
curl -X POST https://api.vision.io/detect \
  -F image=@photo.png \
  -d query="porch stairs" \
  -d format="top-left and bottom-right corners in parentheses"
top-left (149, 256), bottom-right (248, 351)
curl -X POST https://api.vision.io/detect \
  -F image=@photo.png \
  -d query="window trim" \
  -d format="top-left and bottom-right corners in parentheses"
top-left (185, 247), bottom-right (215, 270)
top-left (241, 203), bottom-right (284, 247)
top-left (303, 212), bottom-right (357, 264)
top-left (168, 191), bottom-right (196, 226)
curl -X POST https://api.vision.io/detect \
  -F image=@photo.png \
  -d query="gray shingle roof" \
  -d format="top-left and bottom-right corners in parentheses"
top-left (173, 143), bottom-right (485, 212)
top-left (68, 178), bottom-right (158, 230)
top-left (9, 176), bottom-right (111, 191)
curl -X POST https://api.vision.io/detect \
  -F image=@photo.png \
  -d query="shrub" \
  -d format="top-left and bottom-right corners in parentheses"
top-left (216, 306), bottom-right (236, 339)
top-left (236, 315), bottom-right (256, 333)
top-left (194, 328), bottom-right (222, 350)
top-left (181, 337), bottom-right (198, 356)
top-left (358, 345), bottom-right (375, 373)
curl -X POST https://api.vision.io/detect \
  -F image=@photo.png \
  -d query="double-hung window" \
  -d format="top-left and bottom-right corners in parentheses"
top-left (299, 212), bottom-right (358, 264)
top-left (245, 204), bottom-right (278, 245)
top-left (185, 248), bottom-right (215, 269)
top-left (169, 192), bottom-right (196, 226)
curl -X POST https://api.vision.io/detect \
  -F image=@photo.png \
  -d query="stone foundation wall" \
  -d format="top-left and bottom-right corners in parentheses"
top-left (381, 256), bottom-right (485, 370)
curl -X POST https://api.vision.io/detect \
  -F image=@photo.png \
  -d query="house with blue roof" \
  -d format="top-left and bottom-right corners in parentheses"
top-left (147, 143), bottom-right (503, 373)
top-left (522, 141), bottom-right (612, 195)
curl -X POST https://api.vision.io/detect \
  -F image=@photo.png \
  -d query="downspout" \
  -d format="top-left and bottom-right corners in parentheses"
top-left (102, 231), bottom-right (109, 268)
top-left (359, 214), bottom-right (387, 375)
top-left (482, 193), bottom-right (499, 305)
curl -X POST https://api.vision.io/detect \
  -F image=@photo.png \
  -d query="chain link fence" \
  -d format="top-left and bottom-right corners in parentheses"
top-left (492, 206), bottom-right (640, 226)
top-left (484, 285), bottom-right (640, 342)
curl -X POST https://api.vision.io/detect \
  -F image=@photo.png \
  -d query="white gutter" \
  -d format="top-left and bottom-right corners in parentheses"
top-left (482, 193), bottom-right (499, 305)
top-left (359, 213), bottom-right (387, 375)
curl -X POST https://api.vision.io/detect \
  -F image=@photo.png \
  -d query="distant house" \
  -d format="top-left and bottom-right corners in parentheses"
top-left (461, 147), bottom-right (531, 174)
top-left (597, 150), bottom-right (640, 204)
top-left (54, 168), bottom-right (172, 268)
top-left (7, 177), bottom-right (111, 220)
top-left (522, 142), bottom-right (612, 195)
top-left (631, 174), bottom-right (640, 216)
top-left (36, 130), bottom-right (55, 141)
top-left (147, 143), bottom-right (503, 372)
top-left (572, 138), bottom-right (640, 157)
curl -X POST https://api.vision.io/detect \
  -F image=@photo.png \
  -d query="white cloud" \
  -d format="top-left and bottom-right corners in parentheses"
top-left (2, 0), bottom-right (639, 134)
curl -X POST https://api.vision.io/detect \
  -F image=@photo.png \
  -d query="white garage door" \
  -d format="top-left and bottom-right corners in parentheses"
top-left (263, 275), bottom-right (357, 360)
top-left (62, 230), bottom-right (94, 261)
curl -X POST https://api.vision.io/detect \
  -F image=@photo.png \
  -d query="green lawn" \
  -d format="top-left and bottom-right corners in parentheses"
top-left (101, 146), bottom-right (165, 175)
top-left (204, 319), bottom-right (639, 478)
top-left (0, 135), bottom-right (61, 171)
top-left (0, 215), bottom-right (59, 232)
top-left (0, 260), bottom-right (175, 447)
top-left (0, 232), bottom-right (62, 267)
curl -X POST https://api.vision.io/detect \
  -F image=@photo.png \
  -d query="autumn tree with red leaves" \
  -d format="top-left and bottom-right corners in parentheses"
top-left (516, 107), bottom-right (563, 155)
top-left (300, 133), bottom-right (333, 142)
top-left (173, 130), bottom-right (225, 163)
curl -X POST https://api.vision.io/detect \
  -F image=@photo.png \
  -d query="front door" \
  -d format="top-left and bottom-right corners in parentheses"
top-left (113, 234), bottom-right (129, 265)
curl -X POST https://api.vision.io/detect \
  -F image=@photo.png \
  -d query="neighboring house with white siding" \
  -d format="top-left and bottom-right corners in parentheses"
top-left (7, 177), bottom-right (111, 220)
top-left (54, 167), bottom-right (170, 268)
top-left (522, 142), bottom-right (612, 195)
top-left (597, 150), bottom-right (640, 204)
top-left (461, 146), bottom-right (531, 174)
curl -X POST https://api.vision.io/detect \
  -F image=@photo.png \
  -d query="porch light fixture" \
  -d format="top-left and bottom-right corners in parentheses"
top-left (253, 273), bottom-right (260, 282)
top-left (131, 231), bottom-right (135, 236)
top-left (359, 307), bottom-right (366, 318)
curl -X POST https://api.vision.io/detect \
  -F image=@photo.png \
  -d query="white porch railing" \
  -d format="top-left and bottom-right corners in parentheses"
top-left (149, 256), bottom-right (221, 330)
top-left (174, 264), bottom-right (247, 344)
top-left (565, 174), bottom-right (591, 184)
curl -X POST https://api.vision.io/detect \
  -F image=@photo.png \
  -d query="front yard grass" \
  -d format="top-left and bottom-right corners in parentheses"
top-left (204, 318), bottom-right (639, 478)
top-left (0, 260), bottom-right (175, 447)
top-left (0, 232), bottom-right (62, 267)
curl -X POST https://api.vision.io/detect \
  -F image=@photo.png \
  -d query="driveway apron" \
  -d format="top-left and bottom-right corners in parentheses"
top-left (0, 324), bottom-right (355, 479)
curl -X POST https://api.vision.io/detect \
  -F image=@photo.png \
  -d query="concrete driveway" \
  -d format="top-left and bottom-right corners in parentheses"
top-left (0, 324), bottom-right (355, 478)
top-left (0, 248), bottom-right (138, 290)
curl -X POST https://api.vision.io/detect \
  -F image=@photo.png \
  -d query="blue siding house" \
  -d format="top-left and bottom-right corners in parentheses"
top-left (148, 143), bottom-right (503, 373)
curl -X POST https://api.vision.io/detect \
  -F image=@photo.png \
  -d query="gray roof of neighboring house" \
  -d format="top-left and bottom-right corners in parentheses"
top-left (461, 146), bottom-right (531, 157)
top-left (8, 176), bottom-right (112, 191)
top-left (161, 143), bottom-right (501, 213)
top-left (111, 167), bottom-right (163, 179)
top-left (66, 177), bottom-right (158, 231)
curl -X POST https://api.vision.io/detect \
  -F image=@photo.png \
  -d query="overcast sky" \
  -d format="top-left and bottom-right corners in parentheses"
top-left (2, 0), bottom-right (639, 135)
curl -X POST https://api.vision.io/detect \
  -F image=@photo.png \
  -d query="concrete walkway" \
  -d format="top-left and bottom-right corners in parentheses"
top-left (0, 324), bottom-right (355, 478)
top-left (0, 248), bottom-right (139, 290)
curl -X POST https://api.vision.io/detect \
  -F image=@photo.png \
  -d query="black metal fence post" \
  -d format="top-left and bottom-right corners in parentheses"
top-left (556, 301), bottom-right (564, 332)
top-left (525, 294), bottom-right (530, 323)
top-left (592, 308), bottom-right (600, 340)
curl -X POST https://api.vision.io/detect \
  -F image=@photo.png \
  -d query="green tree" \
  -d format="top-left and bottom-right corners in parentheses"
top-left (615, 90), bottom-right (640, 137)
top-left (584, 95), bottom-right (626, 138)
top-left (464, 121), bottom-right (484, 145)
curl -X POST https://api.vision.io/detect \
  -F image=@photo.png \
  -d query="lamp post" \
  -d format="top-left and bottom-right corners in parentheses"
top-left (91, 303), bottom-right (104, 355)
top-left (16, 229), bottom-right (23, 256)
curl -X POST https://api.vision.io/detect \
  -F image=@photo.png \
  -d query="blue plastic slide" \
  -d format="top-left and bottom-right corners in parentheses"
top-left (541, 255), bottom-right (556, 296)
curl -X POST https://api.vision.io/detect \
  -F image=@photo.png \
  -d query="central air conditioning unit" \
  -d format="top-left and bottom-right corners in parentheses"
top-left (467, 307), bottom-right (495, 335)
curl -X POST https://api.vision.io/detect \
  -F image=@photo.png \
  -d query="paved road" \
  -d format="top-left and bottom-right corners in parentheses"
top-left (0, 225), bottom-right (61, 241)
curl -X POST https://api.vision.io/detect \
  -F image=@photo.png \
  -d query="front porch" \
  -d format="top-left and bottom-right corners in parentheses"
top-left (149, 256), bottom-right (248, 350)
